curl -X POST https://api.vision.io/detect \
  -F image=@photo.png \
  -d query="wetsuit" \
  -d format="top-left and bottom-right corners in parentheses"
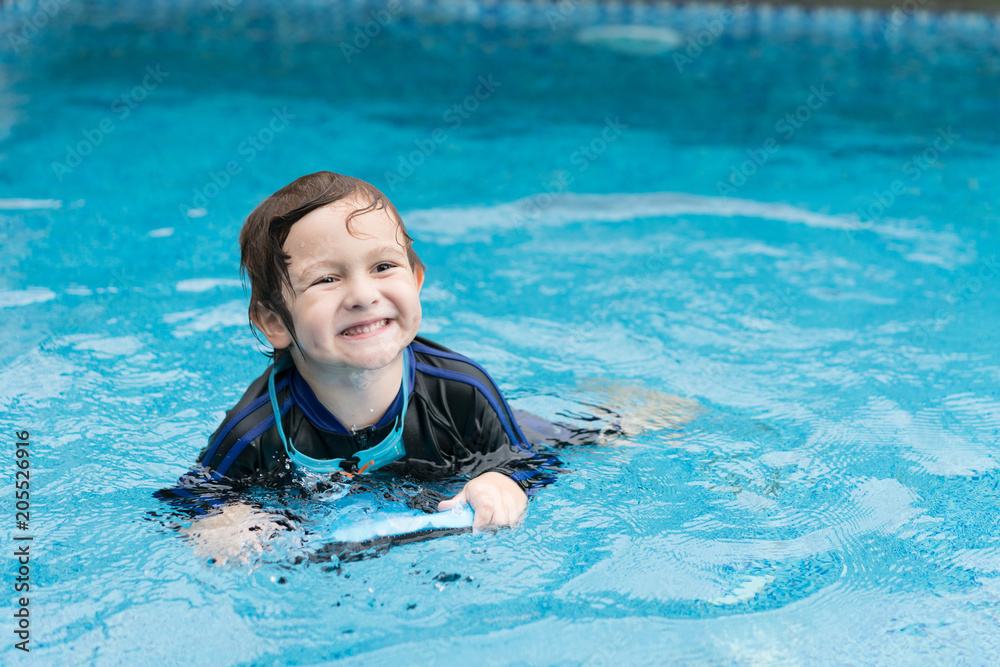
top-left (194, 336), bottom-right (558, 496)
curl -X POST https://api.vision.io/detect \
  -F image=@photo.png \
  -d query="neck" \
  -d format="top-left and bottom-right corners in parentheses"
top-left (293, 353), bottom-right (405, 431)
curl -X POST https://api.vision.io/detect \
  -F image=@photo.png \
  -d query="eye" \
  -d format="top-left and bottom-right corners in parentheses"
top-left (374, 262), bottom-right (396, 273)
top-left (313, 275), bottom-right (338, 285)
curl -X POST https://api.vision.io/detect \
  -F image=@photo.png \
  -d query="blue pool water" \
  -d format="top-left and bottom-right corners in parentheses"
top-left (2, 1), bottom-right (999, 663)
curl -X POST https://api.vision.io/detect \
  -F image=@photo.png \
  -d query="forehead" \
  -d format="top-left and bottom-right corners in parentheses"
top-left (283, 200), bottom-right (403, 255)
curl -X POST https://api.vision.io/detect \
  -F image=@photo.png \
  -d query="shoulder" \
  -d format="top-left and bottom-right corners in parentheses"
top-left (409, 336), bottom-right (526, 445)
top-left (410, 336), bottom-right (505, 404)
top-left (199, 363), bottom-right (290, 478)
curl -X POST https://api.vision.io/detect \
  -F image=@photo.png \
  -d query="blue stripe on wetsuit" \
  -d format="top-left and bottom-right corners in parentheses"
top-left (212, 395), bottom-right (294, 480)
top-left (410, 343), bottom-right (532, 448)
top-left (159, 481), bottom-right (230, 511)
top-left (412, 360), bottom-right (560, 486)
top-left (526, 479), bottom-right (552, 496)
top-left (512, 469), bottom-right (557, 492)
top-left (414, 362), bottom-right (530, 453)
top-left (200, 375), bottom-right (290, 467)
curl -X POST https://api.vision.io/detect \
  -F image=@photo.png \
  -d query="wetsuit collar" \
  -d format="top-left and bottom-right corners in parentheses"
top-left (290, 353), bottom-right (414, 434)
top-left (268, 347), bottom-right (415, 474)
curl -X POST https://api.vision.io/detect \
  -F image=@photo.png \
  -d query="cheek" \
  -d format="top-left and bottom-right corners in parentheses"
top-left (390, 282), bottom-right (422, 317)
top-left (295, 299), bottom-right (335, 333)
top-left (405, 289), bottom-right (422, 321)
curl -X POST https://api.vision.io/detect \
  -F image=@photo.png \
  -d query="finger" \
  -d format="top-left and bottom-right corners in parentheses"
top-left (473, 500), bottom-right (496, 531)
top-left (437, 488), bottom-right (467, 512)
top-left (501, 491), bottom-right (526, 527)
top-left (494, 496), bottom-right (516, 527)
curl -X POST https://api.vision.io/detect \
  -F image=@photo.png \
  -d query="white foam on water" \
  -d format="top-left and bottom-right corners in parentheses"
top-left (574, 25), bottom-right (684, 55)
top-left (708, 575), bottom-right (776, 605)
top-left (404, 192), bottom-right (967, 267)
top-left (72, 335), bottom-right (143, 356)
top-left (0, 288), bottom-right (57, 307)
top-left (0, 198), bottom-right (61, 210)
top-left (407, 192), bottom-right (865, 239)
top-left (164, 300), bottom-right (247, 336)
top-left (0, 347), bottom-right (81, 405)
top-left (805, 287), bottom-right (897, 305)
top-left (175, 278), bottom-right (243, 292)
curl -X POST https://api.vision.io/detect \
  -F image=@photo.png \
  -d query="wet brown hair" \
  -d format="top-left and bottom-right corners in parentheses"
top-left (239, 171), bottom-right (424, 358)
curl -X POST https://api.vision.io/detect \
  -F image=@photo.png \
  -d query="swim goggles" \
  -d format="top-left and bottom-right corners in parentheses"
top-left (267, 351), bottom-right (410, 475)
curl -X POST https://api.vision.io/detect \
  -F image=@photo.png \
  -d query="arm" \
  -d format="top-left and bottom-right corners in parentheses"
top-left (165, 367), bottom-right (293, 564)
top-left (154, 465), bottom-right (294, 566)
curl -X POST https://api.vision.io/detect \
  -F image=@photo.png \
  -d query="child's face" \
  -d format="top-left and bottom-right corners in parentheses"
top-left (262, 199), bottom-right (424, 376)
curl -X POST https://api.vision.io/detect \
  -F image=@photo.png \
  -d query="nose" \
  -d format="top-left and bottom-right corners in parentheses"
top-left (343, 274), bottom-right (380, 310)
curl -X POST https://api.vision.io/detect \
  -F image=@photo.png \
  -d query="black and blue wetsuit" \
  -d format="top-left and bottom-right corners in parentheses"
top-left (194, 336), bottom-right (558, 496)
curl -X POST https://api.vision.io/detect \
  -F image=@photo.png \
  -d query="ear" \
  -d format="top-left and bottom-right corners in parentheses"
top-left (250, 303), bottom-right (294, 350)
top-left (413, 265), bottom-right (425, 293)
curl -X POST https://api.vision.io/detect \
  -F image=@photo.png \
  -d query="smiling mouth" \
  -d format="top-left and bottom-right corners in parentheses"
top-left (340, 318), bottom-right (390, 337)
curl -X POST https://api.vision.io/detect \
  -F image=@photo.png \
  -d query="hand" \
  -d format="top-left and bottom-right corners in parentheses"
top-left (180, 502), bottom-right (289, 566)
top-left (438, 471), bottom-right (528, 531)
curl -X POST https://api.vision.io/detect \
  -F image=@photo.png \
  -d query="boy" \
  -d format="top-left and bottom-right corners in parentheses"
top-left (189, 171), bottom-right (555, 538)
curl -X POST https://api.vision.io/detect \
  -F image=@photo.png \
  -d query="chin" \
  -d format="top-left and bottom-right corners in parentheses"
top-left (341, 345), bottom-right (405, 371)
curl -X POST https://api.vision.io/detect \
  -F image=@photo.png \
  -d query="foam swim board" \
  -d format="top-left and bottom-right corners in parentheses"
top-left (309, 505), bottom-right (476, 563)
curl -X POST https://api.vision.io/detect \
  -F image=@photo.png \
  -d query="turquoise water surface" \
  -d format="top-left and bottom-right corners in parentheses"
top-left (2, 1), bottom-right (999, 664)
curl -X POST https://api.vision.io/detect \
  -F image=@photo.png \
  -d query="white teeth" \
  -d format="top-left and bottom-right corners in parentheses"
top-left (342, 319), bottom-right (388, 336)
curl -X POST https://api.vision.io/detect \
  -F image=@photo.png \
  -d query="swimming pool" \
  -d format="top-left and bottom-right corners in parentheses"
top-left (2, 0), bottom-right (999, 663)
